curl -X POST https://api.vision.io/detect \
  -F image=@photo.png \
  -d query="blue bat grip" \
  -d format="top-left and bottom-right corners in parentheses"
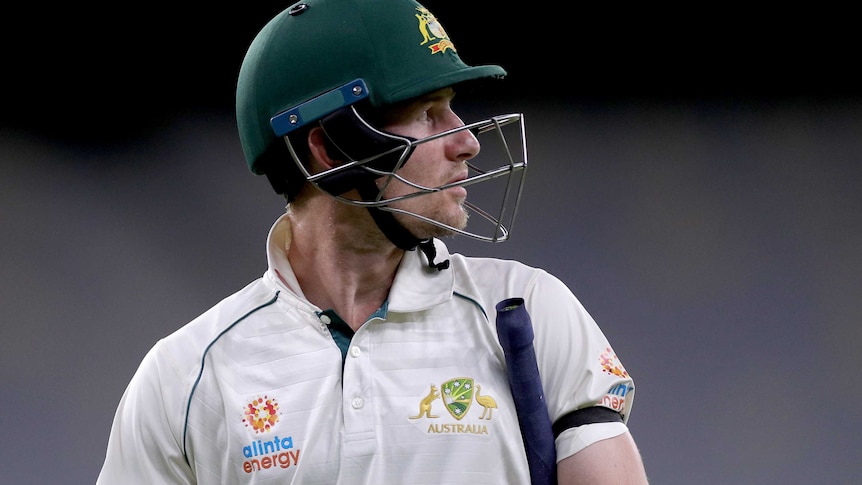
top-left (495, 297), bottom-right (557, 485)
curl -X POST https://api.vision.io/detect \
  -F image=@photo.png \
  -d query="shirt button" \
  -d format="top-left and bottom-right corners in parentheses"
top-left (351, 397), bottom-right (364, 409)
top-left (319, 314), bottom-right (332, 325)
top-left (349, 346), bottom-right (361, 357)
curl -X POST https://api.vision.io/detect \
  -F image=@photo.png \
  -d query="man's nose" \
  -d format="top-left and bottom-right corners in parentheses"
top-left (446, 115), bottom-right (481, 162)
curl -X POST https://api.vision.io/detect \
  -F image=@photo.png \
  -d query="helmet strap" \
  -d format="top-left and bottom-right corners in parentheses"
top-left (319, 107), bottom-right (450, 271)
top-left (357, 181), bottom-right (421, 251)
top-left (355, 181), bottom-right (449, 271)
top-left (417, 239), bottom-right (450, 271)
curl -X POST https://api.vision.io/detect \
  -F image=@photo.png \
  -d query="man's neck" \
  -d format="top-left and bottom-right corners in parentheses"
top-left (285, 200), bottom-right (404, 331)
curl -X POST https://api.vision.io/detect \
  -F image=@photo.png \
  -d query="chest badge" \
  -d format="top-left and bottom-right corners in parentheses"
top-left (409, 378), bottom-right (496, 436)
top-left (440, 377), bottom-right (475, 420)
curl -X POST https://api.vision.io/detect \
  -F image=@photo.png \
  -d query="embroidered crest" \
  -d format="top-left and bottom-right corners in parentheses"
top-left (415, 7), bottom-right (455, 54)
top-left (440, 377), bottom-right (474, 420)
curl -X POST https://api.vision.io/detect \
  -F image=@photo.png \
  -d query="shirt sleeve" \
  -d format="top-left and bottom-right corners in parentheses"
top-left (97, 340), bottom-right (196, 484)
top-left (555, 422), bottom-right (630, 459)
top-left (524, 270), bottom-right (636, 460)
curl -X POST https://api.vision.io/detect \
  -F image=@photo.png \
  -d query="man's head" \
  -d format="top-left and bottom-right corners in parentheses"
top-left (236, 0), bottom-right (527, 247)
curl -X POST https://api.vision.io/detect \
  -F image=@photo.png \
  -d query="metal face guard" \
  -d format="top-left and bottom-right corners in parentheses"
top-left (285, 111), bottom-right (528, 243)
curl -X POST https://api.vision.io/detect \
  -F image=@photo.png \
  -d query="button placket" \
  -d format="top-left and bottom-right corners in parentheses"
top-left (318, 312), bottom-right (331, 332)
top-left (342, 329), bottom-right (376, 441)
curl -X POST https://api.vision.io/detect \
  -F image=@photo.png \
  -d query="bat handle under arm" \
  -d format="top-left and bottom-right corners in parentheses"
top-left (495, 297), bottom-right (557, 485)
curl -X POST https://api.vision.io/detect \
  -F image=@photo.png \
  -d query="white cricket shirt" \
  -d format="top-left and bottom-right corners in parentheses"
top-left (97, 214), bottom-right (635, 484)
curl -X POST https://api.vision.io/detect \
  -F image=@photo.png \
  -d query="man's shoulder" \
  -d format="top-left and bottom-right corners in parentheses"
top-left (448, 253), bottom-right (554, 308)
top-left (449, 253), bottom-right (542, 279)
top-left (158, 277), bottom-right (279, 353)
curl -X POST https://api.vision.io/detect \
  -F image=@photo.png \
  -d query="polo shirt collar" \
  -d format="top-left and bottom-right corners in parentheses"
top-left (265, 213), bottom-right (454, 313)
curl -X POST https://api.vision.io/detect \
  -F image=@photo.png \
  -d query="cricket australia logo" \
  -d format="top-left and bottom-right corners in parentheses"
top-left (441, 377), bottom-right (474, 420)
top-left (409, 377), bottom-right (496, 436)
top-left (415, 6), bottom-right (455, 54)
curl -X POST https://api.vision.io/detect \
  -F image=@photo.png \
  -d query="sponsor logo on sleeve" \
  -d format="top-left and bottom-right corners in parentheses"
top-left (598, 347), bottom-right (629, 378)
top-left (597, 348), bottom-right (633, 413)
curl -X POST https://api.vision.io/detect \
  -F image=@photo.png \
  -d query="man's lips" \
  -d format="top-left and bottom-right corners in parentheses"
top-left (444, 173), bottom-right (469, 197)
top-left (446, 171), bottom-right (469, 186)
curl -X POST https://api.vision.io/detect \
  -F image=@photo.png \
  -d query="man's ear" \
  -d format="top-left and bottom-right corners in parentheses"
top-left (307, 126), bottom-right (343, 171)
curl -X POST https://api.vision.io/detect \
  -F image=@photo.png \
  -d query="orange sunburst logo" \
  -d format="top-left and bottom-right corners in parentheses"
top-left (599, 347), bottom-right (629, 378)
top-left (242, 396), bottom-right (280, 433)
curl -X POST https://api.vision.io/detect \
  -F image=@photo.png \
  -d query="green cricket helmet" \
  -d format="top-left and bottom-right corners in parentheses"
top-left (236, 0), bottom-right (527, 248)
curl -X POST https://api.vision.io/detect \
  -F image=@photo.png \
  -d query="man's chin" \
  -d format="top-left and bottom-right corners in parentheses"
top-left (407, 211), bottom-right (469, 240)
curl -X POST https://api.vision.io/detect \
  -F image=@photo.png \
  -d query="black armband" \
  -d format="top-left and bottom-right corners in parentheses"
top-left (552, 407), bottom-right (623, 439)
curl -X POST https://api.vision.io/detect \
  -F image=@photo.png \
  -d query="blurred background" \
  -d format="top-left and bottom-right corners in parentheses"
top-left (2, 2), bottom-right (860, 484)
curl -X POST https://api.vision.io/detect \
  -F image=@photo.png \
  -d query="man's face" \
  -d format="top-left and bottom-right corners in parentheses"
top-left (376, 87), bottom-right (480, 239)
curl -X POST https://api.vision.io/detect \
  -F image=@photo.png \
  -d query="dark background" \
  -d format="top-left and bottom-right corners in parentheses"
top-left (2, 2), bottom-right (861, 484)
top-left (5, 2), bottom-right (858, 143)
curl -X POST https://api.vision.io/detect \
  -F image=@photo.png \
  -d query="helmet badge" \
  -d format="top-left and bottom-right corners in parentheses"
top-left (415, 7), bottom-right (455, 54)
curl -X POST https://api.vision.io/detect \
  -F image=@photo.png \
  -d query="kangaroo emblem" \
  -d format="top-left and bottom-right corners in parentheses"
top-left (409, 384), bottom-right (440, 419)
top-left (415, 7), bottom-right (448, 47)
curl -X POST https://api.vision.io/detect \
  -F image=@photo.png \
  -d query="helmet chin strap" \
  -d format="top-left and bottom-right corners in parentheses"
top-left (356, 181), bottom-right (450, 271)
top-left (316, 106), bottom-right (449, 271)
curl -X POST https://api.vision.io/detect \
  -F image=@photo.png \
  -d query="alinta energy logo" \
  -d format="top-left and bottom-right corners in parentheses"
top-left (243, 395), bottom-right (280, 433)
top-left (598, 347), bottom-right (629, 378)
top-left (409, 377), bottom-right (496, 436)
top-left (598, 347), bottom-right (633, 414)
top-left (239, 395), bottom-right (300, 475)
